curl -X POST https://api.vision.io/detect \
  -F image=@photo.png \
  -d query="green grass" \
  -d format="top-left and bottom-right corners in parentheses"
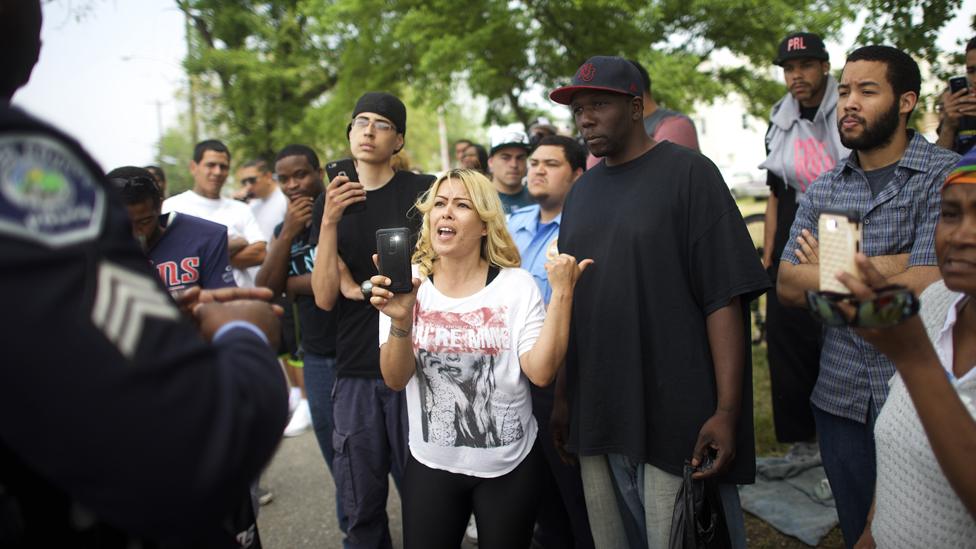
top-left (749, 345), bottom-right (844, 547)
top-left (752, 344), bottom-right (791, 457)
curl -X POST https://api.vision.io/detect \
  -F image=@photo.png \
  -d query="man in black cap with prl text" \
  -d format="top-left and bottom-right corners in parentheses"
top-left (550, 55), bottom-right (770, 548)
top-left (311, 92), bottom-right (434, 549)
top-left (759, 32), bottom-right (848, 462)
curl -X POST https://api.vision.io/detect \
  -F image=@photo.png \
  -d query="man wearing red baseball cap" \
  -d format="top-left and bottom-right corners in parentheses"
top-left (550, 55), bottom-right (770, 548)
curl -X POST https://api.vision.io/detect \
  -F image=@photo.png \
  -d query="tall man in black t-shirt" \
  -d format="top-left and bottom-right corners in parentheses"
top-left (311, 92), bottom-right (434, 549)
top-left (550, 56), bottom-right (770, 549)
top-left (758, 32), bottom-right (848, 454)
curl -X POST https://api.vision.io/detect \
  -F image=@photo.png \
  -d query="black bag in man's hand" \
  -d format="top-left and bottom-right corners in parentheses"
top-left (668, 458), bottom-right (732, 549)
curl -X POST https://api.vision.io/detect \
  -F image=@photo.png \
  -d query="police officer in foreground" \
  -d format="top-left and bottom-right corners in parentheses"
top-left (0, 1), bottom-right (288, 547)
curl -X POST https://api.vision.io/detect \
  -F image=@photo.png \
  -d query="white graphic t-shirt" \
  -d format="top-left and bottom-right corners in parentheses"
top-left (379, 267), bottom-right (545, 477)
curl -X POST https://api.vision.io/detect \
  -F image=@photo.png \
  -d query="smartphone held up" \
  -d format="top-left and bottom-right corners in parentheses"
top-left (818, 210), bottom-right (862, 294)
top-left (326, 158), bottom-right (366, 214)
top-left (376, 227), bottom-right (413, 294)
top-left (949, 75), bottom-right (970, 95)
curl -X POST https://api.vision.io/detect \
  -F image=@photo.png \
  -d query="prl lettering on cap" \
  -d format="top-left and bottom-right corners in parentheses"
top-left (788, 36), bottom-right (807, 51)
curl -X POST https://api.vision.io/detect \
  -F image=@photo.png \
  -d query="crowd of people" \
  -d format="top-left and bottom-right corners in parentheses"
top-left (2, 0), bottom-right (975, 547)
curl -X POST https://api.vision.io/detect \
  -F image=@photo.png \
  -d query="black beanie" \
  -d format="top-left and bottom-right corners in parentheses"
top-left (352, 92), bottom-right (407, 135)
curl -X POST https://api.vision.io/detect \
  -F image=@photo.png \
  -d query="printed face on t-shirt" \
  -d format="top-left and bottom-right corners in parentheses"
top-left (413, 306), bottom-right (522, 449)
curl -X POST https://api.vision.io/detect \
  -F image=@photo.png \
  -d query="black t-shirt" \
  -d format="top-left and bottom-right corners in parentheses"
top-left (312, 170), bottom-right (434, 377)
top-left (766, 104), bottom-right (819, 268)
top-left (558, 142), bottom-right (770, 484)
top-left (273, 219), bottom-right (336, 357)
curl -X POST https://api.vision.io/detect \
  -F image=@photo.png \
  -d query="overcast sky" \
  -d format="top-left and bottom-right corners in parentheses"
top-left (12, 0), bottom-right (976, 172)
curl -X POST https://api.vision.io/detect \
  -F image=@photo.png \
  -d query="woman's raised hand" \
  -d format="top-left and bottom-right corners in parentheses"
top-left (545, 253), bottom-right (593, 295)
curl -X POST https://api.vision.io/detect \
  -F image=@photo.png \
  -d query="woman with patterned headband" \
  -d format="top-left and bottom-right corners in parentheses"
top-left (840, 149), bottom-right (976, 547)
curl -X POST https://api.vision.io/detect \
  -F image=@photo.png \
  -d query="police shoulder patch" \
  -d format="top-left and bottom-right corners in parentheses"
top-left (0, 134), bottom-right (105, 247)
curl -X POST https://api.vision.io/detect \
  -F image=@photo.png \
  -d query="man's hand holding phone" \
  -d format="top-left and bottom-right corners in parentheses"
top-left (941, 77), bottom-right (976, 130)
top-left (323, 174), bottom-right (366, 225)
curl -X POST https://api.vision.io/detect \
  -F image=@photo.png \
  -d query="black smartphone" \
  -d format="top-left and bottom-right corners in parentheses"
top-left (326, 158), bottom-right (365, 214)
top-left (949, 76), bottom-right (969, 94)
top-left (376, 227), bottom-right (413, 294)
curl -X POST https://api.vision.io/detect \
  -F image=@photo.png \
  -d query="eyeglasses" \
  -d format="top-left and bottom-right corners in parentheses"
top-left (240, 176), bottom-right (258, 186)
top-left (805, 285), bottom-right (919, 328)
top-left (351, 116), bottom-right (396, 133)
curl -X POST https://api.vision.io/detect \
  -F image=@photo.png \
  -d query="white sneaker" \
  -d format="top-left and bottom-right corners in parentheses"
top-left (465, 514), bottom-right (478, 542)
top-left (283, 399), bottom-right (312, 437)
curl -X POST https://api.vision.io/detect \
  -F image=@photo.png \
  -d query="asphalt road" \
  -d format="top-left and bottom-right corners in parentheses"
top-left (256, 430), bottom-right (476, 548)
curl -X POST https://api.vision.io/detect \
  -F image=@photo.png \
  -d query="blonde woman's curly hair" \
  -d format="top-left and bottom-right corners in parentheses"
top-left (412, 169), bottom-right (520, 277)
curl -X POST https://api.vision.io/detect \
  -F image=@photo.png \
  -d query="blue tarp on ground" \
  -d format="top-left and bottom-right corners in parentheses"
top-left (738, 457), bottom-right (839, 547)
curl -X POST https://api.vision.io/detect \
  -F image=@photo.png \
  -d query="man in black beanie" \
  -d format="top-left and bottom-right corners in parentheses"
top-left (311, 92), bottom-right (434, 548)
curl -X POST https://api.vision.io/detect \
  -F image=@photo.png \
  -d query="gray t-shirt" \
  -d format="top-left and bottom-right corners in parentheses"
top-left (864, 162), bottom-right (899, 197)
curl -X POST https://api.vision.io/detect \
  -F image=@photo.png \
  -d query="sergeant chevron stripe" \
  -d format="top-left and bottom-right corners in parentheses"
top-left (91, 261), bottom-right (179, 359)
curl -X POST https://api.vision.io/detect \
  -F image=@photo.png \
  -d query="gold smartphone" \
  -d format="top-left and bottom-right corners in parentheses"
top-left (818, 209), bottom-right (861, 293)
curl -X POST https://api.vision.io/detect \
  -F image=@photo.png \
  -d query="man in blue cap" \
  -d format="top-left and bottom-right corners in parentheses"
top-left (550, 55), bottom-right (770, 548)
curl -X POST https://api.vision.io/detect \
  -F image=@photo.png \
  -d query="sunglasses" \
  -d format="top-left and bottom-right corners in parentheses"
top-left (805, 285), bottom-right (919, 328)
top-left (240, 176), bottom-right (258, 186)
top-left (109, 176), bottom-right (159, 194)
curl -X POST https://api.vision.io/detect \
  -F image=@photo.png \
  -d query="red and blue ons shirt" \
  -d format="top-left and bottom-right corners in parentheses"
top-left (149, 212), bottom-right (235, 294)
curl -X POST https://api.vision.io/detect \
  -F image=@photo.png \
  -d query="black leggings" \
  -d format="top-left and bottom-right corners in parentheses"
top-left (401, 440), bottom-right (543, 549)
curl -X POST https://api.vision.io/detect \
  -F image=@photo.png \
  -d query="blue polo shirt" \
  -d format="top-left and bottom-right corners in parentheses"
top-left (507, 204), bottom-right (560, 304)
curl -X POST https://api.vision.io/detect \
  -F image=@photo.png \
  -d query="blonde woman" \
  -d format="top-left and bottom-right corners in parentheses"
top-left (367, 169), bottom-right (590, 548)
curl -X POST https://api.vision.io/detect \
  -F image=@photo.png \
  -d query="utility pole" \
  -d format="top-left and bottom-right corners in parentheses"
top-left (185, 12), bottom-right (199, 145)
top-left (438, 106), bottom-right (450, 172)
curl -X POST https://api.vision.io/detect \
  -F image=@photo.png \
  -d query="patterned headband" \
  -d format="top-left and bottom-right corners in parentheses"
top-left (944, 148), bottom-right (976, 188)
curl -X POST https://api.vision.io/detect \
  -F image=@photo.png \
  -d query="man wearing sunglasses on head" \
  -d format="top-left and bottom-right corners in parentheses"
top-left (109, 166), bottom-right (235, 295)
top-left (238, 159), bottom-right (288, 242)
top-left (776, 45), bottom-right (960, 547)
top-left (311, 91), bottom-right (435, 549)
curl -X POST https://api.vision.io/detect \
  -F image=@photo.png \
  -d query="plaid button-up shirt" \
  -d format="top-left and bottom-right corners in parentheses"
top-left (782, 131), bottom-right (959, 423)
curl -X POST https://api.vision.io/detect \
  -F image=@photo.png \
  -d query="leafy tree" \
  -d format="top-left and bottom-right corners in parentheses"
top-left (176, 0), bottom-right (971, 162)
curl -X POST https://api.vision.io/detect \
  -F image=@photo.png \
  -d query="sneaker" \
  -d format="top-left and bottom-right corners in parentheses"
top-left (813, 477), bottom-right (833, 502)
top-left (465, 514), bottom-right (478, 542)
top-left (283, 399), bottom-right (312, 437)
top-left (784, 441), bottom-right (821, 465)
top-left (256, 486), bottom-right (274, 506)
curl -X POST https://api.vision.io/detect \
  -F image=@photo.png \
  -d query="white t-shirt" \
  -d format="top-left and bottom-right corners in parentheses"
top-left (379, 267), bottom-right (545, 478)
top-left (249, 187), bottom-right (288, 241)
top-left (162, 190), bottom-right (265, 288)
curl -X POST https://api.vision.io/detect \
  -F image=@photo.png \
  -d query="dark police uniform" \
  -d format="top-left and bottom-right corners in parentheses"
top-left (0, 105), bottom-right (288, 547)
